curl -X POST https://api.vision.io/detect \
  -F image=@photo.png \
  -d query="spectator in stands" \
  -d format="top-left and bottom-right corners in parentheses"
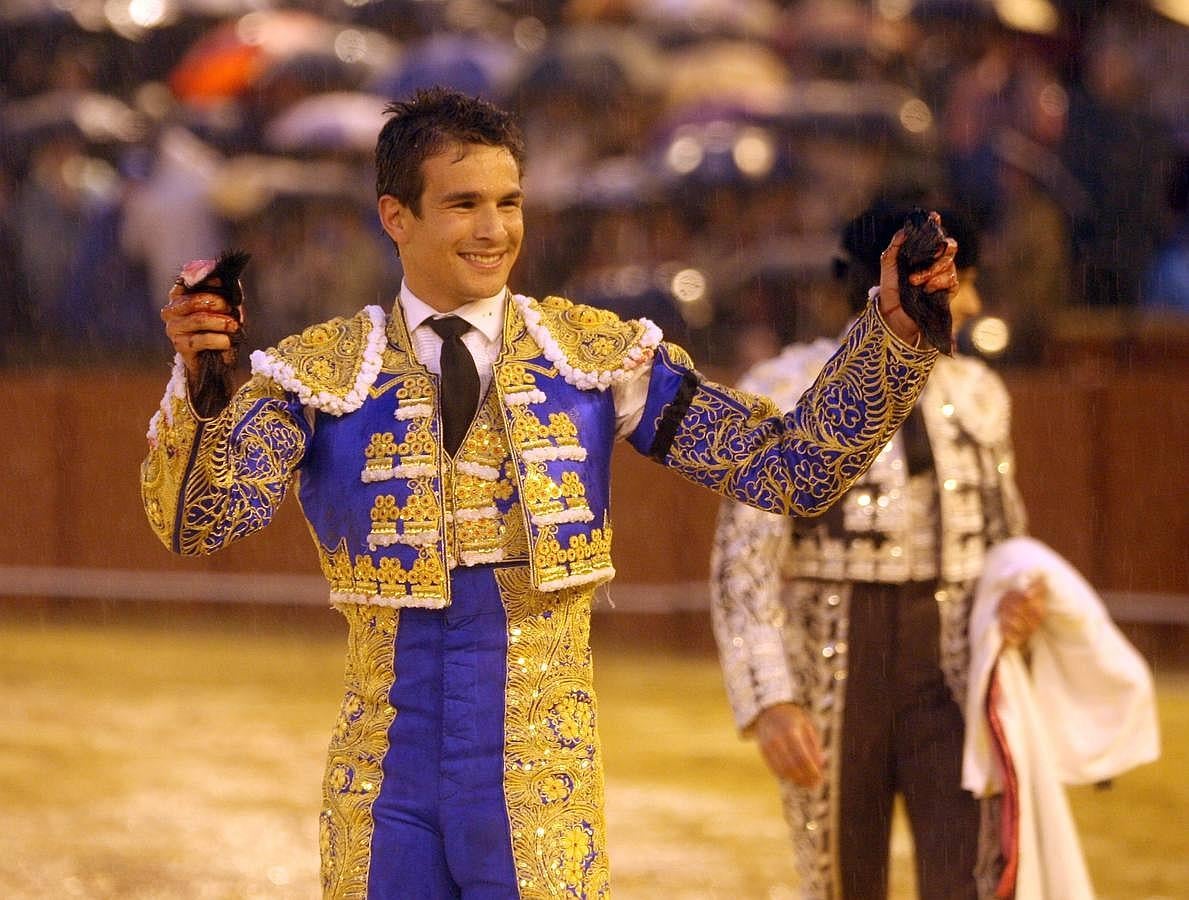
top-left (1143, 152), bottom-right (1189, 314)
top-left (1060, 18), bottom-right (1176, 307)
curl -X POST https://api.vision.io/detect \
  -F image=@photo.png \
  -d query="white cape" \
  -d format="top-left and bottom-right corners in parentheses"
top-left (962, 537), bottom-right (1160, 900)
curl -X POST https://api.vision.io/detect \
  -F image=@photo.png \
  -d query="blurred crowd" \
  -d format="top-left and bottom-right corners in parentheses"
top-left (1, 0), bottom-right (1186, 371)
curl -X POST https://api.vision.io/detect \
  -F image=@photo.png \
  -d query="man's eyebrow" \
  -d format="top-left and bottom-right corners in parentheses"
top-left (439, 189), bottom-right (524, 204)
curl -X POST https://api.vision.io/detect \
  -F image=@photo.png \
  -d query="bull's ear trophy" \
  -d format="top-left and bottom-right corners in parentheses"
top-left (176, 250), bottom-right (252, 418)
top-left (896, 210), bottom-right (953, 355)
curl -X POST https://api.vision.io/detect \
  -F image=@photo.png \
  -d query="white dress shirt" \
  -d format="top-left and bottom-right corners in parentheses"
top-left (396, 283), bottom-right (653, 439)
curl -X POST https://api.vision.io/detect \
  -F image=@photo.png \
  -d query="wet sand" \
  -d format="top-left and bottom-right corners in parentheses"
top-left (1, 607), bottom-right (1184, 898)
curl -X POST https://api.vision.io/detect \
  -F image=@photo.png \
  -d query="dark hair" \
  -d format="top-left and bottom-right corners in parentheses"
top-left (375, 87), bottom-right (526, 215)
top-left (835, 202), bottom-right (980, 312)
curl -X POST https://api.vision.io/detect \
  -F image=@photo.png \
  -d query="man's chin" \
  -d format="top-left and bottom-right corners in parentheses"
top-left (461, 273), bottom-right (510, 298)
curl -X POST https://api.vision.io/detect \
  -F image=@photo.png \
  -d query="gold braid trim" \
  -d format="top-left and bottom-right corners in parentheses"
top-left (320, 603), bottom-right (400, 899)
top-left (497, 568), bottom-right (611, 899)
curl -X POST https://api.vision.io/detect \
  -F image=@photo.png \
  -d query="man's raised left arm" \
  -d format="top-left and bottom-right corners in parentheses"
top-left (623, 226), bottom-right (958, 515)
top-left (629, 295), bottom-right (937, 515)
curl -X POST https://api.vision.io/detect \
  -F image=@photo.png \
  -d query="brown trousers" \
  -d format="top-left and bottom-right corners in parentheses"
top-left (836, 581), bottom-right (980, 899)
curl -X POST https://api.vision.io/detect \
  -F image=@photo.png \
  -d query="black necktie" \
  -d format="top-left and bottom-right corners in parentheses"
top-left (428, 316), bottom-right (480, 456)
top-left (901, 403), bottom-right (935, 476)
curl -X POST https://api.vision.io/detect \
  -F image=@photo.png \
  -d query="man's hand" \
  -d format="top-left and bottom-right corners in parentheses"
top-left (754, 702), bottom-right (825, 787)
top-left (161, 283), bottom-right (241, 378)
top-left (997, 577), bottom-right (1047, 647)
top-left (877, 218), bottom-right (959, 346)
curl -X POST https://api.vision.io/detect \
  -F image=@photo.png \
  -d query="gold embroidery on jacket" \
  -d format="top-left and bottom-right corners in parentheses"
top-left (664, 301), bottom-right (934, 516)
top-left (532, 522), bottom-right (614, 588)
top-left (162, 376), bottom-right (304, 555)
top-left (508, 407), bottom-right (584, 455)
top-left (319, 603), bottom-right (399, 899)
top-left (317, 541), bottom-right (447, 603)
top-left (497, 362), bottom-right (551, 405)
top-left (501, 299), bottom-right (553, 366)
top-left (535, 294), bottom-right (655, 374)
top-left (447, 395), bottom-right (530, 565)
top-left (496, 567), bottom-right (611, 899)
top-left (457, 401), bottom-right (511, 471)
top-left (140, 390), bottom-right (199, 545)
top-left (362, 432), bottom-right (399, 479)
top-left (271, 311), bottom-right (373, 395)
top-left (392, 374), bottom-right (435, 416)
top-left (376, 552), bottom-right (446, 601)
top-left (366, 481), bottom-right (440, 549)
top-left (522, 466), bottom-right (593, 524)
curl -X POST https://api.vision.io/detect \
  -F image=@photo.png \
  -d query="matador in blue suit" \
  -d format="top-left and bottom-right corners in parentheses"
top-left (142, 89), bottom-right (957, 899)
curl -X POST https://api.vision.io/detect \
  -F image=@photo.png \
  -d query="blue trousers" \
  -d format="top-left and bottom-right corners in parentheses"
top-left (319, 566), bottom-right (611, 900)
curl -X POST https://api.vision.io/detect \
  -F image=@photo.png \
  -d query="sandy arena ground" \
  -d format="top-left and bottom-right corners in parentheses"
top-left (1, 605), bottom-right (1185, 899)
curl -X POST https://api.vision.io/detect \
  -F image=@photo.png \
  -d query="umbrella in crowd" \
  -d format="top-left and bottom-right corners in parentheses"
top-left (4, 89), bottom-right (148, 151)
top-left (649, 110), bottom-right (796, 188)
top-left (208, 153), bottom-right (369, 220)
top-left (773, 79), bottom-right (936, 144)
top-left (568, 0), bottom-right (780, 40)
top-left (663, 39), bottom-right (792, 114)
top-left (513, 24), bottom-right (667, 107)
top-left (169, 9), bottom-right (397, 103)
top-left (368, 33), bottom-right (518, 100)
top-left (263, 91), bottom-right (390, 154)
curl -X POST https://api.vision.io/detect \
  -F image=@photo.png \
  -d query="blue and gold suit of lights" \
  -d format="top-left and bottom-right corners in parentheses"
top-left (141, 293), bottom-right (935, 899)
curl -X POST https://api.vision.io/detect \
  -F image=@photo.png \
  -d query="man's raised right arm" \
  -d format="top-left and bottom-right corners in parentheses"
top-left (141, 285), bottom-right (309, 555)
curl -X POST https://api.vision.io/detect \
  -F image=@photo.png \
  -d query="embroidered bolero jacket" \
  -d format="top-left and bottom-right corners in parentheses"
top-left (711, 345), bottom-right (1028, 732)
top-left (142, 292), bottom-right (936, 609)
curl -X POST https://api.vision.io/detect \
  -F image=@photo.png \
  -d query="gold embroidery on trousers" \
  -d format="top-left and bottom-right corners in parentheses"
top-left (496, 567), bottom-right (611, 899)
top-left (319, 603), bottom-right (399, 899)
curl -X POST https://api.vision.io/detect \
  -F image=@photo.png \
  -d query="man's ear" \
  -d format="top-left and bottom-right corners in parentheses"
top-left (378, 194), bottom-right (409, 246)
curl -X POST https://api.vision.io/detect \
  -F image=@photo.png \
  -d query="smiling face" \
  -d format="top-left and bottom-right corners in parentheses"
top-left (378, 142), bottom-right (524, 313)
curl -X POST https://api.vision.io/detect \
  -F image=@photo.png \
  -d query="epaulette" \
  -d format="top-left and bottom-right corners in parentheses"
top-left (249, 305), bottom-right (387, 415)
top-left (513, 294), bottom-right (662, 390)
top-left (936, 354), bottom-right (1012, 446)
